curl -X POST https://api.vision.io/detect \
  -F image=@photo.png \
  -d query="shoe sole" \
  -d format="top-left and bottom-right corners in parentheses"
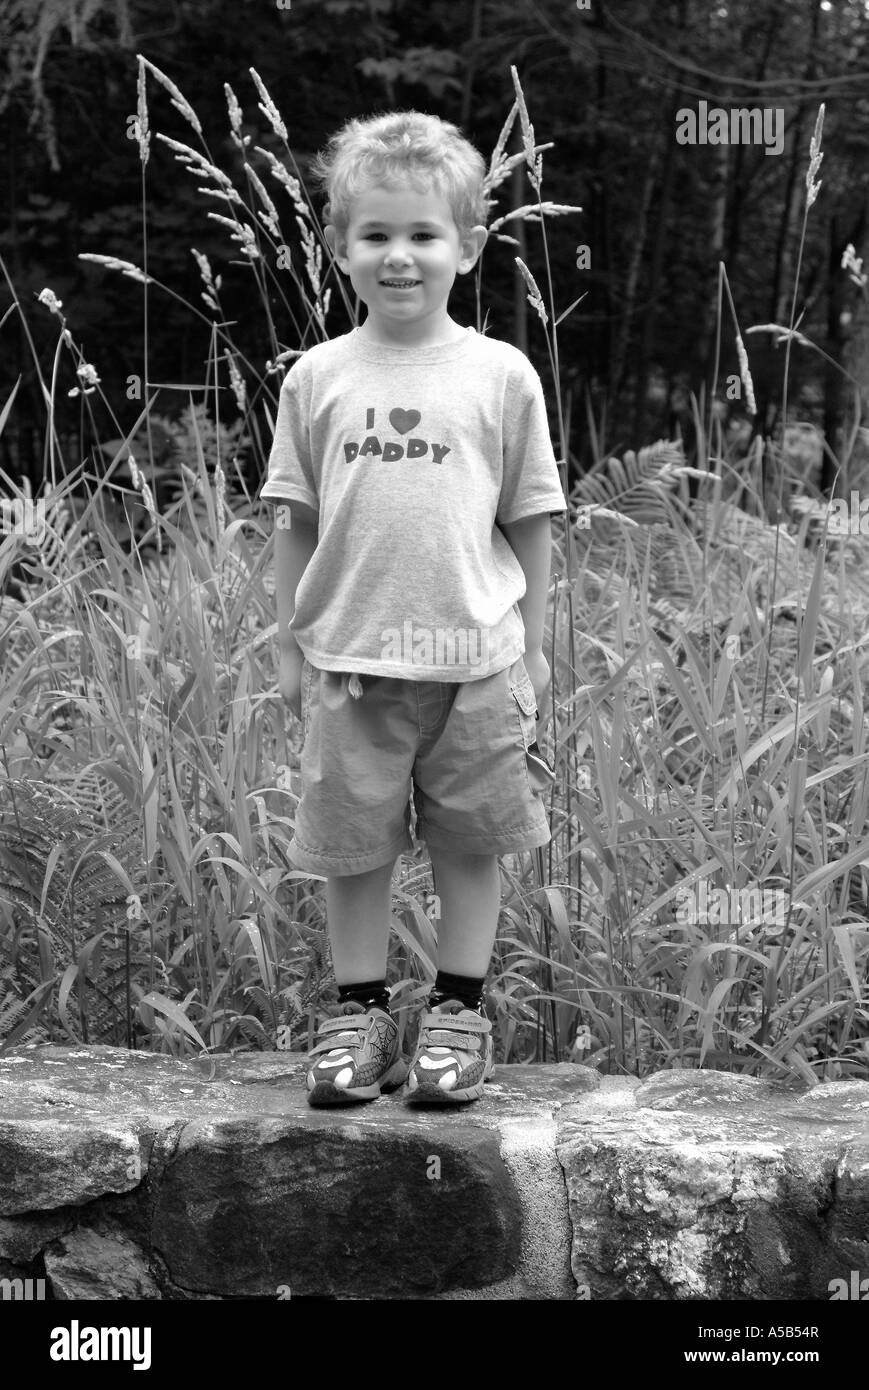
top-left (306, 1058), bottom-right (409, 1107)
top-left (404, 1064), bottom-right (495, 1105)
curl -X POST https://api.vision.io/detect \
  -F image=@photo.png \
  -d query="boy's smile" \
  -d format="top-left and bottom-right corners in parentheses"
top-left (326, 184), bottom-right (486, 346)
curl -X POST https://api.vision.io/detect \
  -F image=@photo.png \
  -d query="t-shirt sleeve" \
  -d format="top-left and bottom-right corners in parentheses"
top-left (496, 356), bottom-right (566, 524)
top-left (259, 358), bottom-right (319, 508)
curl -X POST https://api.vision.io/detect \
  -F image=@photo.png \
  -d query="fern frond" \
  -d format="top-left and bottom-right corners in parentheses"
top-left (571, 440), bottom-right (687, 525)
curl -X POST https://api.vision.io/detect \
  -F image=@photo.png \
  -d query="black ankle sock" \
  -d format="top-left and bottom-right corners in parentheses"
top-left (337, 979), bottom-right (391, 1013)
top-left (429, 970), bottom-right (485, 1013)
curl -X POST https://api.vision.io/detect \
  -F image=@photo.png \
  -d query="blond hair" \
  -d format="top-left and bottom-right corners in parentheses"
top-left (312, 110), bottom-right (488, 237)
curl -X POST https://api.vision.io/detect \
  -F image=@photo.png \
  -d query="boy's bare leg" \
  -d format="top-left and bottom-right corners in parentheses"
top-left (428, 848), bottom-right (500, 978)
top-left (325, 859), bottom-right (396, 984)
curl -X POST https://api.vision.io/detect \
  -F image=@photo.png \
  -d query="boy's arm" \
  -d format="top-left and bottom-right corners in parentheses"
top-left (274, 501), bottom-right (318, 715)
top-left (274, 501), bottom-right (318, 651)
top-left (500, 512), bottom-right (553, 713)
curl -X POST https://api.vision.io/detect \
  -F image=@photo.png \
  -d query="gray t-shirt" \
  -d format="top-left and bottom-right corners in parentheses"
top-left (262, 326), bottom-right (565, 680)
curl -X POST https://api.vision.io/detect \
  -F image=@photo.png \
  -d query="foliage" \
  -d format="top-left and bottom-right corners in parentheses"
top-left (1, 38), bottom-right (868, 1083)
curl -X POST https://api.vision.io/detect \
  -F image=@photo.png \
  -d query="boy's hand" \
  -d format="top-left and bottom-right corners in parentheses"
top-left (278, 644), bottom-right (305, 719)
top-left (523, 647), bottom-right (551, 720)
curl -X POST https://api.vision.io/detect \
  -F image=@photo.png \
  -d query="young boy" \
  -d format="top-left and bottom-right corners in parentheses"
top-left (262, 110), bottom-right (565, 1106)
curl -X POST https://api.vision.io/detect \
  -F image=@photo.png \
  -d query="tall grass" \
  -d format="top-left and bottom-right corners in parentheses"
top-left (1, 67), bottom-right (867, 1080)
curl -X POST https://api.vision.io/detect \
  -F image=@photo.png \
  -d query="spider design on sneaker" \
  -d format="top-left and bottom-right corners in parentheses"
top-left (306, 1004), bottom-right (408, 1105)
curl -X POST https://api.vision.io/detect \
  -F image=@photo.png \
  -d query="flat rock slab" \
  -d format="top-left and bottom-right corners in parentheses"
top-left (556, 1070), bottom-right (869, 1300)
top-left (0, 1047), bottom-right (596, 1121)
top-left (0, 1045), bottom-right (597, 1299)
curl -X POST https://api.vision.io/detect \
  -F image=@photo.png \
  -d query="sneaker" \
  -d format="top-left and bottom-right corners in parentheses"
top-left (306, 1001), bottom-right (408, 1106)
top-left (404, 999), bottom-right (495, 1104)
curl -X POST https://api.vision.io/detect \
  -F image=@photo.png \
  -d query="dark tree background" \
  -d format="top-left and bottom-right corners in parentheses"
top-left (2, 0), bottom-right (869, 489)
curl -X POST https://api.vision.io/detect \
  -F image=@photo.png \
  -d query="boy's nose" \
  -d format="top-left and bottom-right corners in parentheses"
top-left (384, 245), bottom-right (413, 266)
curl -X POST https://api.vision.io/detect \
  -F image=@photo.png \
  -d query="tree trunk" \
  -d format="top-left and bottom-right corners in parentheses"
top-left (612, 144), bottom-right (659, 401)
top-left (459, 0), bottom-right (484, 130)
top-left (700, 140), bottom-right (729, 387)
top-left (631, 86), bottom-right (680, 446)
top-left (772, 0), bottom-right (822, 325)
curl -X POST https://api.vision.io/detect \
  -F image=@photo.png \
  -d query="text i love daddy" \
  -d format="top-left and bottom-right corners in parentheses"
top-left (344, 408), bottom-right (450, 465)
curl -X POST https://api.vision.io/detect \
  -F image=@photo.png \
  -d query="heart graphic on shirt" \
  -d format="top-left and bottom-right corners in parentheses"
top-left (389, 408), bottom-right (421, 435)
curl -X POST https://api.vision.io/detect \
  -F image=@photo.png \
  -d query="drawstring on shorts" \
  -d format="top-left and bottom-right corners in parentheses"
top-left (348, 672), bottom-right (364, 700)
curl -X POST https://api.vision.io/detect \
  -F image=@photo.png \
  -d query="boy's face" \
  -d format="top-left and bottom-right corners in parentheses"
top-left (326, 182), bottom-right (486, 344)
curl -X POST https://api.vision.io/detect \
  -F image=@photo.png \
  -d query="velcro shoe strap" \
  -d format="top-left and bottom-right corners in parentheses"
top-left (421, 1010), bottom-right (491, 1035)
top-left (319, 1014), bottom-right (368, 1034)
top-left (309, 1036), bottom-right (362, 1059)
top-left (423, 1029), bottom-right (483, 1052)
top-left (310, 1018), bottom-right (365, 1048)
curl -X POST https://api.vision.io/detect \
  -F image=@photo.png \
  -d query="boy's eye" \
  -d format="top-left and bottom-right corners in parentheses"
top-left (359, 231), bottom-right (437, 242)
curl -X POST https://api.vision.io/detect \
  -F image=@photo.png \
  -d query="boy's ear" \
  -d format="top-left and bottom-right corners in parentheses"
top-left (457, 224), bottom-right (488, 275)
top-left (324, 223), bottom-right (350, 271)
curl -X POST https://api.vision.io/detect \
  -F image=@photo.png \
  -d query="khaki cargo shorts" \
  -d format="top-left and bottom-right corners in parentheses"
top-left (289, 656), bottom-right (553, 877)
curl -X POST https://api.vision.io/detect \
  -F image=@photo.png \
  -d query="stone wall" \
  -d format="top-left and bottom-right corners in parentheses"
top-left (0, 1046), bottom-right (866, 1300)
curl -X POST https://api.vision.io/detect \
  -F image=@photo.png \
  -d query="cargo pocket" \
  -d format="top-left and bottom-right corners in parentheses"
top-left (511, 674), bottom-right (556, 796)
